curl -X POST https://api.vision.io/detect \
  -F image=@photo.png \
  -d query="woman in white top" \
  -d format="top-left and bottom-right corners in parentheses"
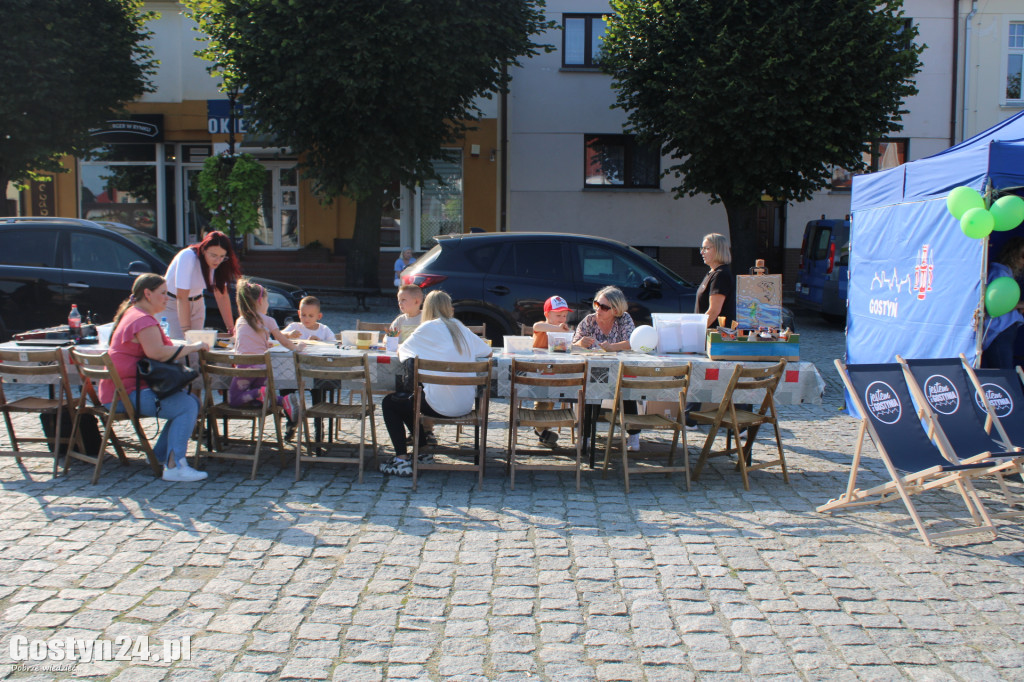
top-left (163, 231), bottom-right (241, 339)
top-left (380, 290), bottom-right (492, 476)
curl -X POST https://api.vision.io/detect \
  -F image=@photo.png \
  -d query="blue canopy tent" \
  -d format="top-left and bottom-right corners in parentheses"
top-left (848, 111), bottom-right (1024, 369)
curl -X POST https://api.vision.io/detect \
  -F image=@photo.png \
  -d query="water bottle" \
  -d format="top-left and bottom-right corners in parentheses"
top-left (160, 316), bottom-right (170, 336)
top-left (68, 304), bottom-right (82, 337)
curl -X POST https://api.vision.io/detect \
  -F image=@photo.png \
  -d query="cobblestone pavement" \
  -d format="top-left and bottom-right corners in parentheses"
top-left (0, 294), bottom-right (1022, 681)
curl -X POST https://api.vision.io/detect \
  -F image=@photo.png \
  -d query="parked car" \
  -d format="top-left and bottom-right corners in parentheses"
top-left (0, 217), bottom-right (306, 340)
top-left (795, 218), bottom-right (849, 321)
top-left (400, 232), bottom-right (794, 344)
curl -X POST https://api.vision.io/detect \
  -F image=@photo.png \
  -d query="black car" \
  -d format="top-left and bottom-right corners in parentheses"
top-left (401, 232), bottom-right (702, 343)
top-left (0, 217), bottom-right (306, 340)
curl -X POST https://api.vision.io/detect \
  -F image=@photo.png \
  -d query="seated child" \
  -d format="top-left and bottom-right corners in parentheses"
top-left (283, 295), bottom-right (335, 342)
top-left (532, 296), bottom-right (572, 447)
top-left (390, 284), bottom-right (436, 445)
top-left (390, 284), bottom-right (424, 343)
top-left (228, 278), bottom-right (306, 422)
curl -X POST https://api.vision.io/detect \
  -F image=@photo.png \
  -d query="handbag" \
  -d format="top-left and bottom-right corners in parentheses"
top-left (137, 346), bottom-right (199, 401)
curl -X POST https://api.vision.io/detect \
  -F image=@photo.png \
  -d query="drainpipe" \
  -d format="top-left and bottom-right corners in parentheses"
top-left (962, 1), bottom-right (979, 142)
top-left (950, 0), bottom-right (958, 147)
top-left (499, 64), bottom-right (509, 232)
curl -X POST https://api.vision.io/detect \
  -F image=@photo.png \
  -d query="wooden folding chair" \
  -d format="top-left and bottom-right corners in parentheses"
top-left (818, 360), bottom-right (1020, 546)
top-left (0, 348), bottom-right (77, 477)
top-left (519, 324), bottom-right (534, 336)
top-left (194, 350), bottom-right (287, 479)
top-left (356, 320), bottom-right (391, 334)
top-left (464, 323), bottom-right (487, 339)
top-left (411, 358), bottom-right (491, 490)
top-left (506, 359), bottom-right (587, 490)
top-left (690, 360), bottom-right (789, 490)
top-left (66, 349), bottom-right (162, 484)
top-left (293, 353), bottom-right (378, 482)
top-left (602, 362), bottom-right (692, 492)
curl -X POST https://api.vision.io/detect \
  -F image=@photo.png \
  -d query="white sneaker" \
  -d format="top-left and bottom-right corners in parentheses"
top-left (627, 433), bottom-right (640, 452)
top-left (163, 460), bottom-right (208, 482)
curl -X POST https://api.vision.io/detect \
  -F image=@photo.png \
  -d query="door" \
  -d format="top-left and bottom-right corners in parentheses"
top-left (63, 230), bottom-right (152, 325)
top-left (0, 228), bottom-right (62, 332)
top-left (251, 164), bottom-right (300, 250)
top-left (483, 241), bottom-right (570, 329)
top-left (756, 202), bottom-right (786, 275)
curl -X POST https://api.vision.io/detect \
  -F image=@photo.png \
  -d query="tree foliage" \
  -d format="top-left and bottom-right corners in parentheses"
top-left (187, 0), bottom-right (553, 286)
top-left (0, 0), bottom-right (156, 194)
top-left (197, 153), bottom-right (266, 238)
top-left (600, 0), bottom-right (923, 269)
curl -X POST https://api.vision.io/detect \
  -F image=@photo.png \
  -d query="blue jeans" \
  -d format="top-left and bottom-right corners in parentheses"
top-left (108, 389), bottom-right (199, 466)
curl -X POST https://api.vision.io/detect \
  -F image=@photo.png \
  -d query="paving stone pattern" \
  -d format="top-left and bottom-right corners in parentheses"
top-left (0, 294), bottom-right (1022, 680)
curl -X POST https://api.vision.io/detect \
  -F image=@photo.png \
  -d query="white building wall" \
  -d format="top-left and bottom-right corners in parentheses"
top-left (508, 0), bottom-right (954, 256)
top-left (958, 0), bottom-right (1024, 138)
top-left (141, 2), bottom-right (223, 103)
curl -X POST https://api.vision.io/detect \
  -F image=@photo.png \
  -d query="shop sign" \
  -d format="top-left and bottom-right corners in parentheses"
top-left (29, 177), bottom-right (55, 216)
top-left (207, 100), bottom-right (250, 134)
top-left (89, 114), bottom-right (163, 143)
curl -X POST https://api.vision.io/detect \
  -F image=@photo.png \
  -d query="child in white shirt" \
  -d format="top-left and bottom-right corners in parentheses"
top-left (283, 296), bottom-right (335, 342)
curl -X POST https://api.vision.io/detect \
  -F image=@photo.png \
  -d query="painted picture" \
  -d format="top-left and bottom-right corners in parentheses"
top-left (736, 274), bottom-right (783, 329)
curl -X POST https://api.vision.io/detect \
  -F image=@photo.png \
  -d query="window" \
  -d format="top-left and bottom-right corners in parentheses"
top-left (0, 230), bottom-right (58, 268)
top-left (497, 242), bottom-right (563, 281)
top-left (419, 154), bottom-right (463, 249)
top-left (584, 135), bottom-right (660, 189)
top-left (830, 138), bottom-right (908, 192)
top-left (563, 14), bottom-right (606, 67)
top-left (1008, 22), bottom-right (1023, 101)
top-left (79, 144), bottom-right (159, 237)
top-left (68, 232), bottom-right (140, 274)
top-left (575, 244), bottom-right (657, 290)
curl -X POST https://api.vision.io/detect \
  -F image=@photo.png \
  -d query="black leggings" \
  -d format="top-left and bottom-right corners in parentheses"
top-left (382, 392), bottom-right (446, 458)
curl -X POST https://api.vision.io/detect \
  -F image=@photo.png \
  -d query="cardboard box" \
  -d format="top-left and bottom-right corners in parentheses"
top-left (736, 274), bottom-right (783, 329)
top-left (707, 331), bottom-right (800, 361)
top-left (642, 400), bottom-right (682, 420)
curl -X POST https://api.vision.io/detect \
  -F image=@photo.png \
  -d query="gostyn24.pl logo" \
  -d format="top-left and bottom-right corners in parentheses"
top-left (9, 635), bottom-right (190, 665)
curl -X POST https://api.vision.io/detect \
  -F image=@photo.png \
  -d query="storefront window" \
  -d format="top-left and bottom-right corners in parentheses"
top-left (79, 144), bottom-right (159, 236)
top-left (419, 154), bottom-right (463, 249)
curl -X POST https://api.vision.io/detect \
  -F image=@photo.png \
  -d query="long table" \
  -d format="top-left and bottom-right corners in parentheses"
top-left (2, 343), bottom-right (825, 405)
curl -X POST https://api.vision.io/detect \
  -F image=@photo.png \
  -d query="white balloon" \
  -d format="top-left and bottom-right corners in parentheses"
top-left (630, 325), bottom-right (659, 353)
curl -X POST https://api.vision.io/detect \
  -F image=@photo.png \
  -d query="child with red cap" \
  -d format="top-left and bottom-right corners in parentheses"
top-left (531, 296), bottom-right (573, 447)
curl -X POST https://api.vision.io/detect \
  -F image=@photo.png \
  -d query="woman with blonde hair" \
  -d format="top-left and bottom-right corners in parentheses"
top-left (380, 290), bottom-right (492, 477)
top-left (696, 232), bottom-right (736, 328)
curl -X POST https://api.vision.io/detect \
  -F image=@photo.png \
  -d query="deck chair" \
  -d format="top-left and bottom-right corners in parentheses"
top-left (506, 359), bottom-right (587, 490)
top-left (66, 349), bottom-right (162, 484)
top-left (961, 362), bottom-right (1024, 449)
top-left (194, 350), bottom-right (287, 479)
top-left (411, 358), bottom-right (491, 490)
top-left (689, 360), bottom-right (789, 490)
top-left (293, 353), bottom-right (378, 482)
top-left (819, 361), bottom-right (1019, 546)
top-left (602, 362), bottom-right (692, 492)
top-left (898, 356), bottom-right (1024, 517)
top-left (0, 348), bottom-right (77, 477)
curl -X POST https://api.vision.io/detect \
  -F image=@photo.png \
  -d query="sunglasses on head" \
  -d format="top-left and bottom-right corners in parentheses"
top-left (594, 301), bottom-right (612, 311)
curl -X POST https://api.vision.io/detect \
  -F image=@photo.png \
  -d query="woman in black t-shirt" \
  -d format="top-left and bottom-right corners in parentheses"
top-left (695, 233), bottom-right (736, 328)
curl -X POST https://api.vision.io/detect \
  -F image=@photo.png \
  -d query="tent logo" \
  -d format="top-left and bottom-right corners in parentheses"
top-left (913, 244), bottom-right (933, 300)
top-left (923, 375), bottom-right (958, 414)
top-left (865, 381), bottom-right (902, 424)
top-left (974, 383), bottom-right (1013, 419)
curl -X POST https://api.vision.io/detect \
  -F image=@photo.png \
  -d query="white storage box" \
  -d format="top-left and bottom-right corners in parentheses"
top-left (339, 330), bottom-right (379, 348)
top-left (503, 336), bottom-right (535, 353)
top-left (651, 313), bottom-right (707, 353)
top-left (546, 332), bottom-right (573, 352)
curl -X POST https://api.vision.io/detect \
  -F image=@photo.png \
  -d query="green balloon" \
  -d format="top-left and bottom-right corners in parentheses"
top-left (960, 207), bottom-right (994, 239)
top-left (946, 186), bottom-right (984, 219)
top-left (986, 276), bottom-right (1021, 318)
top-left (990, 195), bottom-right (1024, 231)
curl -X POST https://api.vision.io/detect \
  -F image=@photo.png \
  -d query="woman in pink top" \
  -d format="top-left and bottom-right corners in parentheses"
top-left (103, 274), bottom-right (210, 482)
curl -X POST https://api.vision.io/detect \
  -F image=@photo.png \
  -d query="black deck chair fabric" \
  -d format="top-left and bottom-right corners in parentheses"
top-left (901, 358), bottom-right (1012, 457)
top-left (849, 363), bottom-right (994, 474)
top-left (971, 366), bottom-right (1024, 448)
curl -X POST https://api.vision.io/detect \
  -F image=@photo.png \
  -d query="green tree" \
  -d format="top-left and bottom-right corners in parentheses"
top-left (600, 0), bottom-right (923, 271)
top-left (0, 0), bottom-right (156, 195)
top-left (187, 0), bottom-right (552, 287)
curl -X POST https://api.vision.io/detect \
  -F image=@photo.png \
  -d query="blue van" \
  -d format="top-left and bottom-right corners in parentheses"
top-left (796, 218), bottom-right (850, 320)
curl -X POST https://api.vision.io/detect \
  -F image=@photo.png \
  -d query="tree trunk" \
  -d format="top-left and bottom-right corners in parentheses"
top-left (723, 199), bottom-right (760, 275)
top-left (348, 185), bottom-right (385, 289)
